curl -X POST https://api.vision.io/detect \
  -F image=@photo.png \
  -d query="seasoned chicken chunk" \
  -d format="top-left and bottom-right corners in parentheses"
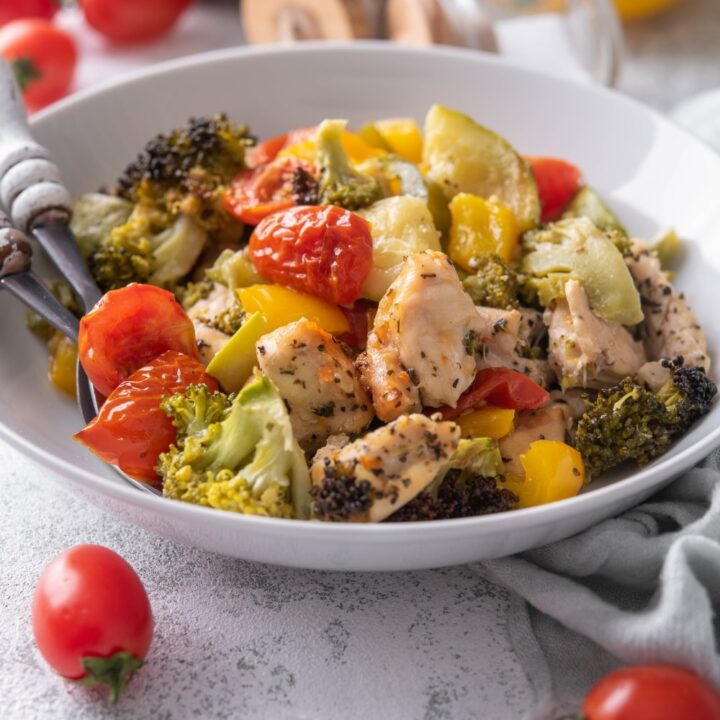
top-left (474, 306), bottom-right (555, 388)
top-left (547, 279), bottom-right (646, 389)
top-left (498, 404), bottom-right (569, 476)
top-left (310, 414), bottom-right (460, 522)
top-left (358, 251), bottom-right (482, 421)
top-left (257, 319), bottom-right (373, 453)
top-left (186, 283), bottom-right (232, 365)
top-left (626, 245), bottom-right (709, 371)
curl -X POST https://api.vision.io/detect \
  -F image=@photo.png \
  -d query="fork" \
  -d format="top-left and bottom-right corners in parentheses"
top-left (0, 59), bottom-right (161, 497)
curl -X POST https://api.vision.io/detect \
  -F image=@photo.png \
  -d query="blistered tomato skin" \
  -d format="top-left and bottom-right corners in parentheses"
top-left (78, 283), bottom-right (198, 397)
top-left (249, 205), bottom-right (373, 306)
top-left (74, 351), bottom-right (217, 482)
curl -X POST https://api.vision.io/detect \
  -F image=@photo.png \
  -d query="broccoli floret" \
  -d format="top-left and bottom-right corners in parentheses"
top-left (388, 438), bottom-right (517, 521)
top-left (575, 358), bottom-right (716, 478)
top-left (309, 459), bottom-right (374, 522)
top-left (657, 356), bottom-right (717, 429)
top-left (208, 301), bottom-right (246, 336)
top-left (315, 119), bottom-right (383, 210)
top-left (86, 115), bottom-right (253, 291)
top-left (462, 252), bottom-right (519, 309)
top-left (89, 206), bottom-right (207, 291)
top-left (176, 278), bottom-right (214, 310)
top-left (157, 375), bottom-right (311, 519)
top-left (116, 114), bottom-right (253, 239)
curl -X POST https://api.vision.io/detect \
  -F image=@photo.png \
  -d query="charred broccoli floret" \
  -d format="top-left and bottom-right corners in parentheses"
top-left (309, 460), bottom-right (374, 522)
top-left (115, 114), bottom-right (253, 238)
top-left (657, 356), bottom-right (717, 429)
top-left (315, 119), bottom-right (383, 210)
top-left (388, 438), bottom-right (517, 521)
top-left (575, 357), bottom-right (716, 478)
top-left (462, 252), bottom-right (519, 309)
top-left (83, 116), bottom-right (253, 291)
top-left (157, 375), bottom-right (311, 519)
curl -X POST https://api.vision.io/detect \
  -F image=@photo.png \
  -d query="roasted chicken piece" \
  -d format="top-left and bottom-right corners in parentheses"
top-left (310, 414), bottom-right (460, 522)
top-left (358, 251), bottom-right (482, 421)
top-left (185, 283), bottom-right (232, 365)
top-left (256, 319), bottom-right (373, 453)
top-left (475, 305), bottom-right (555, 388)
top-left (626, 245), bottom-right (710, 371)
top-left (547, 279), bottom-right (646, 389)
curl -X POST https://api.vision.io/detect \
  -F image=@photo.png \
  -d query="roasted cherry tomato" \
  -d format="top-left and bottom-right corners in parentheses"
top-left (224, 157), bottom-right (314, 225)
top-left (247, 126), bottom-right (316, 168)
top-left (74, 351), bottom-right (216, 482)
top-left (526, 156), bottom-right (583, 223)
top-left (0, 0), bottom-right (58, 26)
top-left (79, 0), bottom-right (192, 44)
top-left (32, 545), bottom-right (153, 703)
top-left (0, 19), bottom-right (76, 112)
top-left (249, 205), bottom-right (373, 306)
top-left (441, 367), bottom-right (549, 420)
top-left (583, 665), bottom-right (720, 720)
top-left (78, 283), bottom-right (198, 397)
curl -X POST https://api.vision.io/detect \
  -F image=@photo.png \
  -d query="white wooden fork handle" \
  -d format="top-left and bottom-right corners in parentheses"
top-left (0, 59), bottom-right (101, 311)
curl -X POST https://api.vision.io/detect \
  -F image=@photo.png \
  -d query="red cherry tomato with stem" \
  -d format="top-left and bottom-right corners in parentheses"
top-left (440, 367), bottom-right (549, 420)
top-left (0, 0), bottom-right (58, 27)
top-left (32, 545), bottom-right (153, 703)
top-left (74, 351), bottom-right (217, 482)
top-left (78, 283), bottom-right (199, 397)
top-left (582, 665), bottom-right (720, 720)
top-left (249, 205), bottom-right (373, 306)
top-left (526, 156), bottom-right (583, 223)
top-left (0, 19), bottom-right (76, 112)
top-left (79, 0), bottom-right (193, 44)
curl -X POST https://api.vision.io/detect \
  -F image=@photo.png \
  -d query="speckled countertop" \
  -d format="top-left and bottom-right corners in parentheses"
top-left (2, 2), bottom-right (720, 719)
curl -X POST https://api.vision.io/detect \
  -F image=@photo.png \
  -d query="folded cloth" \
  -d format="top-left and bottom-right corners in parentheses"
top-left (476, 449), bottom-right (720, 719)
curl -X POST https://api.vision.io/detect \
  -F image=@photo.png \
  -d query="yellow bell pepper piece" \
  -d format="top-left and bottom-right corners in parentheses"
top-left (237, 285), bottom-right (350, 335)
top-left (48, 331), bottom-right (77, 397)
top-left (504, 440), bottom-right (585, 508)
top-left (448, 193), bottom-right (519, 270)
top-left (278, 130), bottom-right (385, 166)
top-left (207, 312), bottom-right (268, 393)
top-left (374, 118), bottom-right (423, 164)
top-left (457, 407), bottom-right (515, 440)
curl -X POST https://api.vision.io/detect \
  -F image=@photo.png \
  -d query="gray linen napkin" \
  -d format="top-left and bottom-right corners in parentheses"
top-left (476, 449), bottom-right (720, 719)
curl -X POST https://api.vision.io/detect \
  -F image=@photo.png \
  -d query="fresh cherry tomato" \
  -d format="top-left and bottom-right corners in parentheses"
top-left (526, 156), bottom-right (583, 223)
top-left (0, 19), bottom-right (76, 112)
top-left (246, 126), bottom-right (317, 167)
top-left (0, 0), bottom-right (58, 26)
top-left (339, 299), bottom-right (375, 350)
top-left (79, 0), bottom-right (193, 44)
top-left (583, 665), bottom-right (720, 720)
top-left (74, 351), bottom-right (216, 482)
top-left (249, 205), bottom-right (373, 306)
top-left (32, 545), bottom-right (153, 703)
top-left (224, 157), bottom-right (314, 225)
top-left (78, 283), bottom-right (198, 397)
top-left (441, 367), bottom-right (549, 420)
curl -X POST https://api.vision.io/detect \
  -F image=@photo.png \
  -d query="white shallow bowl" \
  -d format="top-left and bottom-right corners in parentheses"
top-left (2, 43), bottom-right (720, 571)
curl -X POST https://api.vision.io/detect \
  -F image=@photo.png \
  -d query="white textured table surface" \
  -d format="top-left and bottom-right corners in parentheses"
top-left (3, 2), bottom-right (720, 718)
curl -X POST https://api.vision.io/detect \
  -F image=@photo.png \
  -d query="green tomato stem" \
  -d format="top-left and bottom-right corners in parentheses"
top-left (77, 651), bottom-right (144, 704)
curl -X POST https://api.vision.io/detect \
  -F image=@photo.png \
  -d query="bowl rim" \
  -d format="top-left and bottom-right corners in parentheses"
top-left (10, 40), bottom-right (720, 538)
